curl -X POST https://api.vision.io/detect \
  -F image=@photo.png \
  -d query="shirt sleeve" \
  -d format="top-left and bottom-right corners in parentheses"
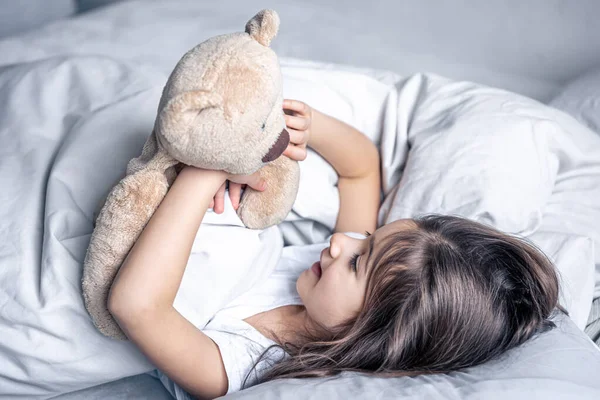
top-left (203, 314), bottom-right (287, 395)
top-left (201, 329), bottom-right (258, 394)
top-left (151, 318), bottom-right (281, 398)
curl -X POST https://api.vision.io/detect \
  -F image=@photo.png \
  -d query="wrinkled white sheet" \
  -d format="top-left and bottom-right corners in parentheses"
top-left (1, 1), bottom-right (600, 399)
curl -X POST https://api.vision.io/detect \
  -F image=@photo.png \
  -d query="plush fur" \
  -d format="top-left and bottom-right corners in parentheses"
top-left (82, 9), bottom-right (300, 340)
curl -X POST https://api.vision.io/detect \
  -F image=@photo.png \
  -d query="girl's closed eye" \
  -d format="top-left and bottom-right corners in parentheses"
top-left (349, 253), bottom-right (359, 272)
top-left (349, 231), bottom-right (371, 272)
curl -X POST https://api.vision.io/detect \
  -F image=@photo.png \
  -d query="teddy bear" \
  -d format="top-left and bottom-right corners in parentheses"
top-left (82, 9), bottom-right (300, 340)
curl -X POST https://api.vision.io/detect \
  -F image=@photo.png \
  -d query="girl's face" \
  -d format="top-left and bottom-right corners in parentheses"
top-left (296, 219), bottom-right (412, 330)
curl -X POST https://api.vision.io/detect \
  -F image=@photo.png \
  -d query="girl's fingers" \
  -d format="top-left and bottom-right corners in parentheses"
top-left (209, 199), bottom-right (214, 209)
top-left (283, 99), bottom-right (310, 116)
top-left (285, 114), bottom-right (310, 131)
top-left (282, 144), bottom-right (307, 161)
top-left (214, 182), bottom-right (226, 214)
top-left (229, 182), bottom-right (242, 209)
top-left (287, 127), bottom-right (308, 146)
top-left (228, 171), bottom-right (267, 192)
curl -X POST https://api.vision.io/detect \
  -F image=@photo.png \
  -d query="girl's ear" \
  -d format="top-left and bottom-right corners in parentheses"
top-left (245, 9), bottom-right (280, 47)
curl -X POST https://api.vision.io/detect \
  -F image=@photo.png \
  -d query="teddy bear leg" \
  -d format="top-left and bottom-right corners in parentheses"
top-left (82, 168), bottom-right (169, 340)
top-left (237, 156), bottom-right (300, 229)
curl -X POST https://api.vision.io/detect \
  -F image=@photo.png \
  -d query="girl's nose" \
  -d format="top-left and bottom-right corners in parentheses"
top-left (329, 232), bottom-right (349, 258)
top-left (329, 232), bottom-right (367, 258)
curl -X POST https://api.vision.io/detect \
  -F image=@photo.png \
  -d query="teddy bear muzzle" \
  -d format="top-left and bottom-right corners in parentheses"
top-left (262, 128), bottom-right (290, 162)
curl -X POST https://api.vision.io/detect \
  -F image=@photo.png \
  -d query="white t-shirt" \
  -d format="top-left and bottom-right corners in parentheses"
top-left (152, 231), bottom-right (366, 398)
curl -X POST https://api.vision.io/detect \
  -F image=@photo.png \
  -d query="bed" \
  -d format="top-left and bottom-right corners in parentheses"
top-left (1, 1), bottom-right (600, 399)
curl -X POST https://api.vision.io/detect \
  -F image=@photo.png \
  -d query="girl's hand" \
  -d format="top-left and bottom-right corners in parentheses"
top-left (208, 170), bottom-right (267, 214)
top-left (282, 99), bottom-right (312, 161)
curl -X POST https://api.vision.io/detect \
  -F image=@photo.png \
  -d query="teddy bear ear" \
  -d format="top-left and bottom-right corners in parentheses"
top-left (245, 9), bottom-right (280, 47)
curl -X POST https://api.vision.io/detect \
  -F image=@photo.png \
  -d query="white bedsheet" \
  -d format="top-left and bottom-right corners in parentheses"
top-left (1, 2), bottom-right (599, 400)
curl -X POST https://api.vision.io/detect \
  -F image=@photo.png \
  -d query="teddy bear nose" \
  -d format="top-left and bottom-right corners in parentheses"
top-left (262, 128), bottom-right (290, 163)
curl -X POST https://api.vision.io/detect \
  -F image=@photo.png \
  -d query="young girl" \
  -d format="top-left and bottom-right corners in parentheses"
top-left (107, 100), bottom-right (561, 399)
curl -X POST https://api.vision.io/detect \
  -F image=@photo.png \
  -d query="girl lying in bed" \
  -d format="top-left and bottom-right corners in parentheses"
top-left (107, 100), bottom-right (561, 399)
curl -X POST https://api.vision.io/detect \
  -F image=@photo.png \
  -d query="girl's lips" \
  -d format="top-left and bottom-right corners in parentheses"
top-left (311, 261), bottom-right (322, 278)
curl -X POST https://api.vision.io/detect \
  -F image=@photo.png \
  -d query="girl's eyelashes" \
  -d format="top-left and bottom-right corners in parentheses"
top-left (348, 233), bottom-right (371, 272)
top-left (349, 253), bottom-right (359, 272)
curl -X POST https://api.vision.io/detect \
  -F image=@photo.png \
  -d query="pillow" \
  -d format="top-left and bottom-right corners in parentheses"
top-left (527, 231), bottom-right (595, 330)
top-left (548, 70), bottom-right (600, 296)
top-left (378, 73), bottom-right (559, 236)
top-left (550, 68), bottom-right (600, 135)
top-left (223, 313), bottom-right (600, 400)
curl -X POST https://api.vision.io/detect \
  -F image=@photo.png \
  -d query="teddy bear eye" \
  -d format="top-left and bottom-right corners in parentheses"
top-left (261, 122), bottom-right (266, 130)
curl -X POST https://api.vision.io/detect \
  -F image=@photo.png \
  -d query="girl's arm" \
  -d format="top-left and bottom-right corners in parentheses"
top-left (107, 167), bottom-right (263, 399)
top-left (283, 100), bottom-right (381, 234)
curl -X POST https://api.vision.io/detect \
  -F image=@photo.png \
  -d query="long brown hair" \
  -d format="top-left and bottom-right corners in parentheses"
top-left (247, 214), bottom-right (563, 386)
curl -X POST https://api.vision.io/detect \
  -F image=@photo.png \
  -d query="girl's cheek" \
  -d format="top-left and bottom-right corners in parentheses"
top-left (324, 274), bottom-right (344, 299)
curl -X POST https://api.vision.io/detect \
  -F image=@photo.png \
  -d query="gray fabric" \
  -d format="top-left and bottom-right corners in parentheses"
top-left (0, 0), bottom-right (75, 38)
top-left (49, 374), bottom-right (172, 400)
top-left (586, 297), bottom-right (600, 346)
top-left (221, 313), bottom-right (600, 400)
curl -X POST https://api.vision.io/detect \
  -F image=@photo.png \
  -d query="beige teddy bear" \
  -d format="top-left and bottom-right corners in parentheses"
top-left (82, 9), bottom-right (300, 340)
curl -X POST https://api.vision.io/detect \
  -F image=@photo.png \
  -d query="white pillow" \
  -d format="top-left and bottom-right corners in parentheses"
top-left (528, 231), bottom-right (595, 330)
top-left (550, 68), bottom-right (600, 134)
top-left (378, 74), bottom-right (559, 236)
